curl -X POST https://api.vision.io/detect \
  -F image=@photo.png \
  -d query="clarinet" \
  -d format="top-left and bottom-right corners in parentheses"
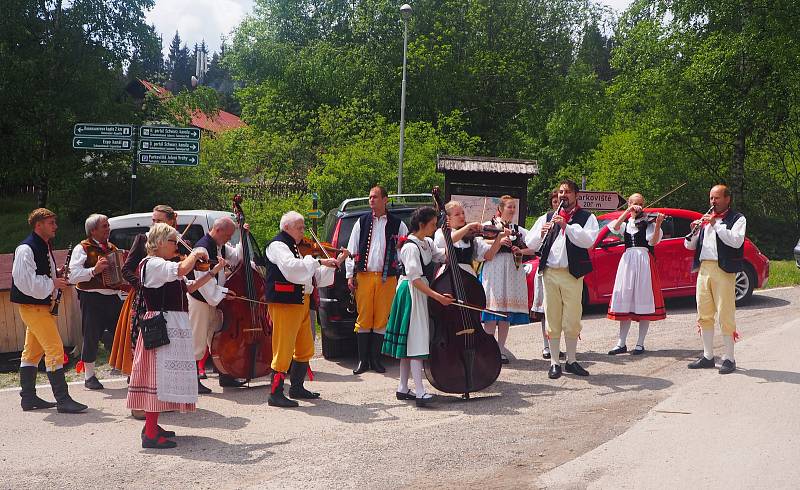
top-left (536, 199), bottom-right (567, 255)
top-left (50, 243), bottom-right (73, 316)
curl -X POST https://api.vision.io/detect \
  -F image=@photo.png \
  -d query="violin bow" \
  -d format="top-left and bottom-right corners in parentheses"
top-left (643, 182), bottom-right (686, 210)
top-left (179, 215), bottom-right (197, 237)
top-left (307, 228), bottom-right (332, 260)
top-left (449, 299), bottom-right (508, 319)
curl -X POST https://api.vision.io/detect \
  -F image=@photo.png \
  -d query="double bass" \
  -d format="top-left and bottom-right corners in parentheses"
top-left (211, 195), bottom-right (273, 382)
top-left (425, 187), bottom-right (502, 399)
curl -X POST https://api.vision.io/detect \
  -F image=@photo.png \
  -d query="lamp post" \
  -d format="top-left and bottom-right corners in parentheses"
top-left (397, 3), bottom-right (412, 194)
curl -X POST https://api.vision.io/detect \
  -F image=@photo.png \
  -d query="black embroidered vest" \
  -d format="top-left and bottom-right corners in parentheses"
top-left (138, 259), bottom-right (189, 312)
top-left (623, 219), bottom-right (654, 255)
top-left (10, 233), bottom-right (53, 305)
top-left (265, 231), bottom-right (305, 304)
top-left (692, 210), bottom-right (745, 273)
top-left (355, 212), bottom-right (402, 279)
top-left (539, 208), bottom-right (593, 279)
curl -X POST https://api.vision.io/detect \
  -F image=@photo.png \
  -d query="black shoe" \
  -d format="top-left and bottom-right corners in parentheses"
top-left (719, 359), bottom-right (736, 374)
top-left (631, 345), bottom-right (645, 356)
top-left (548, 364), bottom-right (562, 379)
top-left (688, 356), bottom-right (715, 369)
top-left (218, 374), bottom-right (247, 388)
top-left (198, 372), bottom-right (208, 380)
top-left (197, 379), bottom-right (212, 394)
top-left (288, 361), bottom-right (320, 399)
top-left (268, 373), bottom-right (299, 408)
top-left (415, 393), bottom-right (434, 408)
top-left (19, 366), bottom-right (56, 411)
top-left (141, 426), bottom-right (176, 438)
top-left (353, 333), bottom-right (371, 375)
top-left (607, 345), bottom-right (627, 355)
top-left (369, 332), bottom-right (386, 373)
top-left (141, 432), bottom-right (177, 449)
top-left (542, 349), bottom-right (551, 359)
top-left (500, 353), bottom-right (510, 364)
top-left (396, 389), bottom-right (416, 400)
top-left (559, 351), bottom-right (566, 360)
top-left (565, 361), bottom-right (590, 377)
top-left (46, 368), bottom-right (88, 413)
top-left (84, 376), bottom-right (104, 390)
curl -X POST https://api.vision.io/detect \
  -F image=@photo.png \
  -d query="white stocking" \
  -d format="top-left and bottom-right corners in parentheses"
top-left (541, 319), bottom-right (549, 349)
top-left (565, 337), bottom-right (578, 364)
top-left (636, 320), bottom-right (650, 347)
top-left (483, 320), bottom-right (497, 337)
top-left (84, 362), bottom-right (96, 380)
top-left (549, 336), bottom-right (561, 366)
top-left (398, 358), bottom-right (411, 393)
top-left (410, 359), bottom-right (426, 398)
top-left (617, 320), bottom-right (631, 348)
top-left (722, 334), bottom-right (735, 362)
top-left (701, 328), bottom-right (714, 360)
top-left (497, 321), bottom-right (510, 352)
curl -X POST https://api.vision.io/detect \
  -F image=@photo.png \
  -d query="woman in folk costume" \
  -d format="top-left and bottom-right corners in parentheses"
top-left (110, 205), bottom-right (178, 377)
top-left (382, 207), bottom-right (454, 408)
top-left (433, 200), bottom-right (503, 277)
top-left (606, 193), bottom-right (667, 356)
top-left (529, 190), bottom-right (565, 360)
top-left (476, 195), bottom-right (536, 363)
top-left (126, 223), bottom-right (225, 449)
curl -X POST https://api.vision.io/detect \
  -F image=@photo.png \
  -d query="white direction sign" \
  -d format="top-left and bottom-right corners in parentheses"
top-left (578, 191), bottom-right (626, 211)
top-left (74, 123), bottom-right (133, 137)
top-left (139, 139), bottom-right (199, 153)
top-left (72, 137), bottom-right (132, 151)
top-left (139, 126), bottom-right (200, 141)
top-left (138, 153), bottom-right (198, 166)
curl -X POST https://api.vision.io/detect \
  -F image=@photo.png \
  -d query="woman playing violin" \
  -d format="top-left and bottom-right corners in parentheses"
top-left (476, 196), bottom-right (536, 364)
top-left (433, 200), bottom-right (501, 277)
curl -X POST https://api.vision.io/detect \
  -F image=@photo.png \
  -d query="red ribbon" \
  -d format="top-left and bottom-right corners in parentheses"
top-left (307, 365), bottom-right (314, 382)
top-left (76, 360), bottom-right (85, 373)
top-left (270, 372), bottom-right (285, 393)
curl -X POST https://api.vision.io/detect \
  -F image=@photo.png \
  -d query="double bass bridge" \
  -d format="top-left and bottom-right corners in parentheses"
top-left (455, 328), bottom-right (475, 336)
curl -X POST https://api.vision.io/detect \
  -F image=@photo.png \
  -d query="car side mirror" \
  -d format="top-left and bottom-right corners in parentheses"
top-left (598, 237), bottom-right (624, 249)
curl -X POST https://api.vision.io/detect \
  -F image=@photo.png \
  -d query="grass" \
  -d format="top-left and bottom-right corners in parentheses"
top-left (0, 345), bottom-right (121, 389)
top-left (763, 260), bottom-right (800, 289)
top-left (0, 195), bottom-right (85, 253)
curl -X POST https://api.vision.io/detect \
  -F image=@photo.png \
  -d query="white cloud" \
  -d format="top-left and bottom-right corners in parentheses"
top-left (598, 0), bottom-right (634, 12)
top-left (145, 0), bottom-right (255, 56)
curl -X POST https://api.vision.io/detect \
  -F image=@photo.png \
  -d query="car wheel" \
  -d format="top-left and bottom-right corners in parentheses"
top-left (734, 263), bottom-right (756, 306)
top-left (321, 329), bottom-right (357, 360)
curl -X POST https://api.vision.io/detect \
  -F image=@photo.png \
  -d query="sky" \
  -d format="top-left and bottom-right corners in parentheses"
top-left (145, 0), bottom-right (635, 57)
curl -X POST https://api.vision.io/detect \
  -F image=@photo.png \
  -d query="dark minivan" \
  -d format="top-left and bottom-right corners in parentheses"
top-left (318, 193), bottom-right (434, 359)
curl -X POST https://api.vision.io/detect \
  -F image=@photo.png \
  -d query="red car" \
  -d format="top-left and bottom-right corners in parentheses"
top-left (525, 208), bottom-right (770, 306)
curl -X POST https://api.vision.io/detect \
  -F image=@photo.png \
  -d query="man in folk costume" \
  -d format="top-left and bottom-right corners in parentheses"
top-left (187, 216), bottom-right (246, 393)
top-left (69, 213), bottom-right (125, 390)
top-left (606, 193), bottom-right (667, 356)
top-left (346, 185), bottom-right (408, 375)
top-left (684, 184), bottom-right (746, 375)
top-left (265, 211), bottom-right (347, 407)
top-left (527, 180), bottom-right (599, 379)
top-left (13, 208), bottom-right (87, 413)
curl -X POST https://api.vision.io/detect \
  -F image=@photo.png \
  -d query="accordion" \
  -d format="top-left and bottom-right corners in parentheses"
top-left (101, 249), bottom-right (127, 289)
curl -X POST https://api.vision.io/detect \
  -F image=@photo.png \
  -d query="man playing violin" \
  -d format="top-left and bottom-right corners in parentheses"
top-left (265, 211), bottom-right (347, 407)
top-left (527, 180), bottom-right (599, 379)
top-left (606, 193), bottom-right (666, 357)
top-left (346, 185), bottom-right (409, 375)
top-left (188, 216), bottom-right (245, 393)
top-left (684, 184), bottom-right (746, 375)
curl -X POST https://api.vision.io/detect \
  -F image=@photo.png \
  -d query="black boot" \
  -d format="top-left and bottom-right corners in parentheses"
top-left (19, 366), bottom-right (56, 411)
top-left (352, 333), bottom-right (371, 375)
top-left (369, 333), bottom-right (386, 373)
top-left (197, 363), bottom-right (211, 394)
top-left (267, 372), bottom-right (298, 408)
top-left (218, 373), bottom-right (247, 388)
top-left (288, 361), bottom-right (320, 399)
top-left (46, 368), bottom-right (88, 413)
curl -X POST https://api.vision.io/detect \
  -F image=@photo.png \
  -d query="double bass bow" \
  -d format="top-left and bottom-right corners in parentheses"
top-left (425, 187), bottom-right (502, 400)
top-left (211, 195), bottom-right (273, 383)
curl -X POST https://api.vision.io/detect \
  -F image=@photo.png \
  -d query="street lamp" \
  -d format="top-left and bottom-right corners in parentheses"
top-left (397, 3), bottom-right (412, 194)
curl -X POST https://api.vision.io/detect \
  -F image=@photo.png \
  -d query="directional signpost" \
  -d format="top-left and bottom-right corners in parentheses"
top-left (138, 153), bottom-right (199, 166)
top-left (74, 123), bottom-right (133, 137)
top-left (139, 139), bottom-right (200, 153)
top-left (577, 191), bottom-right (626, 211)
top-left (139, 126), bottom-right (200, 141)
top-left (73, 137), bottom-right (132, 151)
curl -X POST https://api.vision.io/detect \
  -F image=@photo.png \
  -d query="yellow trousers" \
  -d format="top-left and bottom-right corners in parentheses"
top-left (696, 261), bottom-right (737, 334)
top-left (543, 268), bottom-right (584, 340)
top-left (18, 304), bottom-right (64, 371)
top-left (354, 272), bottom-right (397, 333)
top-left (268, 295), bottom-right (314, 373)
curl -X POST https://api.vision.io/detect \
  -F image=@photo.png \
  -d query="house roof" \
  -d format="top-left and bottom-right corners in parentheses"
top-left (127, 79), bottom-right (245, 134)
top-left (0, 250), bottom-right (69, 292)
top-left (436, 155), bottom-right (539, 175)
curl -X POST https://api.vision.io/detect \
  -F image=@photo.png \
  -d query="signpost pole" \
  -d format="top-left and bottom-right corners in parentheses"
top-left (130, 126), bottom-right (138, 213)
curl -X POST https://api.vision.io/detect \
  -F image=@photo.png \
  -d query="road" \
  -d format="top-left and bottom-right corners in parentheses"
top-left (0, 287), bottom-right (796, 489)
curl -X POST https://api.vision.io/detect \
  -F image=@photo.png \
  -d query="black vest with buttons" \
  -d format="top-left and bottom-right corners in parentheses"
top-left (692, 210), bottom-right (745, 273)
top-left (539, 208), bottom-right (593, 279)
top-left (355, 212), bottom-right (402, 277)
top-left (623, 219), bottom-right (654, 255)
top-left (265, 231), bottom-right (305, 304)
top-left (454, 238), bottom-right (474, 266)
top-left (10, 233), bottom-right (53, 305)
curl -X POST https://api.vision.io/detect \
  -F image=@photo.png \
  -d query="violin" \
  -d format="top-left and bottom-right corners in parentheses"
top-left (297, 237), bottom-right (345, 258)
top-left (468, 224), bottom-right (505, 239)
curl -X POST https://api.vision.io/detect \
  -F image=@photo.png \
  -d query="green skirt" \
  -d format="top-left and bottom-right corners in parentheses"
top-left (381, 280), bottom-right (419, 359)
